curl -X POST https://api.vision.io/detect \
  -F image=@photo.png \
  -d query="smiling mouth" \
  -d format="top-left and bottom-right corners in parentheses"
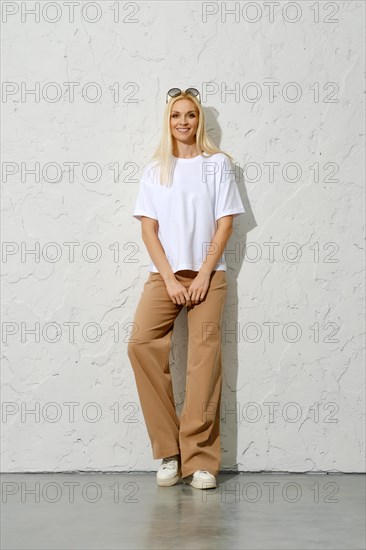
top-left (177, 128), bottom-right (190, 132)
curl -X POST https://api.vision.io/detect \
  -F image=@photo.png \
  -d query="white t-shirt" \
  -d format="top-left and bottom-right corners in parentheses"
top-left (132, 152), bottom-right (245, 273)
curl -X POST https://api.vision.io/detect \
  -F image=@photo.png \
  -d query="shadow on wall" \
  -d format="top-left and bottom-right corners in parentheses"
top-left (168, 102), bottom-right (256, 474)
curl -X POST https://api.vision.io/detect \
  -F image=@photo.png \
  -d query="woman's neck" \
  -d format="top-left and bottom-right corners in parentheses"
top-left (172, 143), bottom-right (201, 159)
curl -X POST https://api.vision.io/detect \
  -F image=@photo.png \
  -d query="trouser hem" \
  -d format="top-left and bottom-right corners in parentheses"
top-left (153, 447), bottom-right (180, 460)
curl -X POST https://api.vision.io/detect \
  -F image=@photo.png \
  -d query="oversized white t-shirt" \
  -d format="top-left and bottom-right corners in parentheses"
top-left (132, 152), bottom-right (245, 273)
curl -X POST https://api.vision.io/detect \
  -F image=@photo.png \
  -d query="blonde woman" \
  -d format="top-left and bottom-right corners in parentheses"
top-left (128, 87), bottom-right (245, 490)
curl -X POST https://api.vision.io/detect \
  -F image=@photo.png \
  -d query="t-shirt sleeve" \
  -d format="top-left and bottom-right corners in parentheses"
top-left (132, 168), bottom-right (158, 222)
top-left (215, 156), bottom-right (245, 221)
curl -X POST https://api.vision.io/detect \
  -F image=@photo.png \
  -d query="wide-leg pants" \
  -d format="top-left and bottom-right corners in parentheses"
top-left (127, 269), bottom-right (227, 479)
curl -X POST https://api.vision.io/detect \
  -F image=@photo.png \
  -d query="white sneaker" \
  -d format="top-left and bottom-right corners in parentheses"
top-left (190, 470), bottom-right (217, 489)
top-left (156, 454), bottom-right (181, 487)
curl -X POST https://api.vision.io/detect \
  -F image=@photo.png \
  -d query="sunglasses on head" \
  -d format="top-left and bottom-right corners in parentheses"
top-left (166, 87), bottom-right (201, 104)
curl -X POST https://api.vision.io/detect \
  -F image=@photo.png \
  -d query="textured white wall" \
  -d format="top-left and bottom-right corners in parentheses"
top-left (2, 0), bottom-right (365, 473)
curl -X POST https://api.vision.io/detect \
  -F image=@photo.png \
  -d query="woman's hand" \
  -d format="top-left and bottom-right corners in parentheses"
top-left (165, 278), bottom-right (192, 305)
top-left (188, 271), bottom-right (211, 304)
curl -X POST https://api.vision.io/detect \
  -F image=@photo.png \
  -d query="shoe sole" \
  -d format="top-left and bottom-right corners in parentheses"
top-left (156, 473), bottom-right (181, 487)
top-left (190, 478), bottom-right (217, 490)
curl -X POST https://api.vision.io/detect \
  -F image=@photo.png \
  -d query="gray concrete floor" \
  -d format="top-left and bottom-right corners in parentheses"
top-left (1, 473), bottom-right (365, 549)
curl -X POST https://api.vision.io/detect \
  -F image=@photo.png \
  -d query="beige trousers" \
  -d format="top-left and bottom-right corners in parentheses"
top-left (127, 269), bottom-right (227, 478)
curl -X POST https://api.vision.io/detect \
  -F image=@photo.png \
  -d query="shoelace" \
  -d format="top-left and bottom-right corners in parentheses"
top-left (161, 456), bottom-right (179, 469)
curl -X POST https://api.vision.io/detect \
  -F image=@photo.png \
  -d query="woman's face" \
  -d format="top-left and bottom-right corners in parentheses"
top-left (170, 98), bottom-right (199, 146)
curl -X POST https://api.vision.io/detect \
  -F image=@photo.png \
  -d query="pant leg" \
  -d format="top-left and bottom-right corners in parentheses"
top-left (179, 270), bottom-right (228, 478)
top-left (127, 272), bottom-right (183, 459)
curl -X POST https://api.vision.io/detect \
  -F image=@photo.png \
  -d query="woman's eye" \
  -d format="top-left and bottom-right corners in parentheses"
top-left (171, 114), bottom-right (196, 118)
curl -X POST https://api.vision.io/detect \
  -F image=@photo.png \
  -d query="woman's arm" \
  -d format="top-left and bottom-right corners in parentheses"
top-left (184, 216), bottom-right (233, 304)
top-left (198, 215), bottom-right (234, 275)
top-left (141, 217), bottom-right (191, 305)
top-left (141, 217), bottom-right (175, 282)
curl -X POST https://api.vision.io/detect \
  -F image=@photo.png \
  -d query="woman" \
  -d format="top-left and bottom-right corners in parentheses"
top-left (127, 87), bottom-right (245, 490)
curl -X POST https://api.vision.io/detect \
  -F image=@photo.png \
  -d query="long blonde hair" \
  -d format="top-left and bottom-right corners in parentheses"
top-left (149, 92), bottom-right (234, 186)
